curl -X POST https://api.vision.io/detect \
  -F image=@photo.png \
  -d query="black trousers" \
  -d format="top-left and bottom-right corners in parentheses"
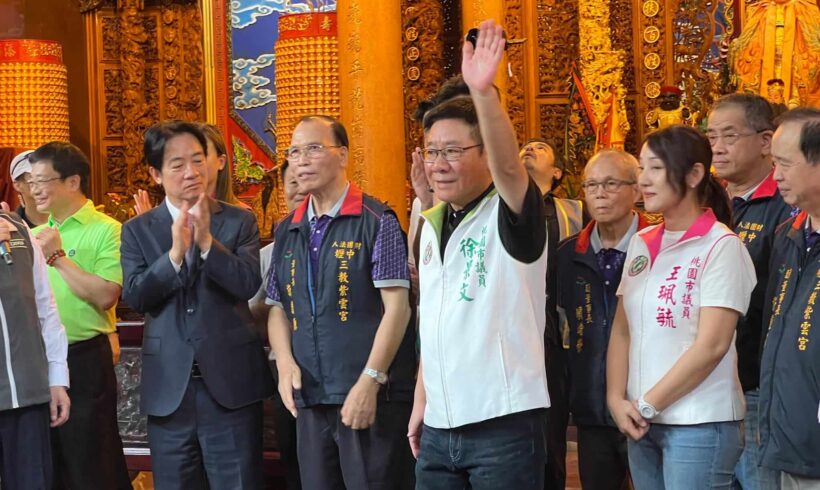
top-left (271, 368), bottom-right (301, 490)
top-left (0, 403), bottom-right (52, 490)
top-left (51, 334), bottom-right (131, 490)
top-left (297, 402), bottom-right (415, 490)
top-left (544, 343), bottom-right (569, 490)
top-left (148, 377), bottom-right (264, 490)
top-left (577, 425), bottom-right (630, 490)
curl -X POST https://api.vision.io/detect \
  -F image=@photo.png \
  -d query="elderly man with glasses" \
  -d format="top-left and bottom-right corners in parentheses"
top-left (706, 93), bottom-right (793, 490)
top-left (555, 149), bottom-right (648, 490)
top-left (265, 115), bottom-right (416, 489)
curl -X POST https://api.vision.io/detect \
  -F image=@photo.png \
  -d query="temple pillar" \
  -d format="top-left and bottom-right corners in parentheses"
top-left (337, 0), bottom-right (409, 227)
top-left (461, 0), bottom-right (507, 104)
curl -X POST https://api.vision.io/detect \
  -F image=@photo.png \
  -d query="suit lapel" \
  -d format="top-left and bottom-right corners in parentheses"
top-left (150, 205), bottom-right (174, 257)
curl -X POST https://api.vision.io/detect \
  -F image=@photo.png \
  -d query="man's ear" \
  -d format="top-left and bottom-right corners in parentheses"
top-left (65, 175), bottom-right (81, 192)
top-left (148, 167), bottom-right (163, 185)
top-left (338, 146), bottom-right (349, 169)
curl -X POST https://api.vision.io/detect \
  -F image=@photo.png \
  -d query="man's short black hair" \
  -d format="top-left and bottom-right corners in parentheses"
top-left (776, 108), bottom-right (820, 166)
top-left (296, 115), bottom-right (349, 148)
top-left (143, 120), bottom-right (209, 171)
top-left (29, 142), bottom-right (91, 197)
top-left (711, 93), bottom-right (775, 132)
top-left (421, 96), bottom-right (483, 144)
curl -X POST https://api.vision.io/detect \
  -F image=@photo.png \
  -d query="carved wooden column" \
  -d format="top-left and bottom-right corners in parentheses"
top-left (337, 0), bottom-right (408, 227)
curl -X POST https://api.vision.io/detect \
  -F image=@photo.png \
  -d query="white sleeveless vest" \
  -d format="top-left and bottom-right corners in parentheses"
top-left (618, 211), bottom-right (754, 425)
top-left (418, 192), bottom-right (550, 429)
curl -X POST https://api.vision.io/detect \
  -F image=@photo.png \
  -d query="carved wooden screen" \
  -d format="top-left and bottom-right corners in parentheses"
top-left (84, 1), bottom-right (204, 221)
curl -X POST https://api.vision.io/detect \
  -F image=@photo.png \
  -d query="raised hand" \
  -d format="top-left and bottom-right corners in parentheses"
top-left (189, 193), bottom-right (213, 252)
top-left (170, 200), bottom-right (192, 265)
top-left (461, 19), bottom-right (506, 94)
top-left (133, 189), bottom-right (153, 216)
top-left (410, 147), bottom-right (433, 209)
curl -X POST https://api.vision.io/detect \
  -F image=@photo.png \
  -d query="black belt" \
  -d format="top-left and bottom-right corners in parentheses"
top-left (191, 361), bottom-right (203, 378)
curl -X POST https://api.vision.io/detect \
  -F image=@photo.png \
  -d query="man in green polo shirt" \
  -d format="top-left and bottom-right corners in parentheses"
top-left (29, 142), bottom-right (131, 490)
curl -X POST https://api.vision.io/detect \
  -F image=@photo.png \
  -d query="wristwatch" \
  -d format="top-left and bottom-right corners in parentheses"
top-left (362, 368), bottom-right (388, 385)
top-left (638, 397), bottom-right (660, 420)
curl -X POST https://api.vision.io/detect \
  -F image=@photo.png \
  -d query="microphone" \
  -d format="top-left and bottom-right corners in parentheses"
top-left (0, 241), bottom-right (12, 265)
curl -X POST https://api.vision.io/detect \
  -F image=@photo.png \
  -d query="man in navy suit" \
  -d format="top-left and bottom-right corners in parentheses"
top-left (121, 120), bottom-right (274, 489)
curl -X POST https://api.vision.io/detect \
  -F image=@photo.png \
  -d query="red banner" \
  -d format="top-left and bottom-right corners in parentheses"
top-left (0, 39), bottom-right (63, 64)
top-left (278, 13), bottom-right (337, 40)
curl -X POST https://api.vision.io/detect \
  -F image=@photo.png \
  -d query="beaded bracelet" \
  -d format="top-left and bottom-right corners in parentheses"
top-left (46, 249), bottom-right (66, 266)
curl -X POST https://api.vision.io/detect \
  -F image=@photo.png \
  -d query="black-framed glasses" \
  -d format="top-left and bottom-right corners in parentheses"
top-left (422, 144), bottom-right (483, 163)
top-left (581, 179), bottom-right (636, 193)
top-left (25, 177), bottom-right (64, 190)
top-left (706, 129), bottom-right (769, 146)
top-left (285, 143), bottom-right (342, 161)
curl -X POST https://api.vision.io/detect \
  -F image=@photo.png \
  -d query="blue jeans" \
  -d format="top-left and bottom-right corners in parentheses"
top-left (628, 421), bottom-right (743, 490)
top-left (415, 409), bottom-right (547, 490)
top-left (734, 390), bottom-right (781, 489)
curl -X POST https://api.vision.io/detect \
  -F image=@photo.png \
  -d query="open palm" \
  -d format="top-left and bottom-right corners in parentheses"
top-left (461, 20), bottom-right (505, 93)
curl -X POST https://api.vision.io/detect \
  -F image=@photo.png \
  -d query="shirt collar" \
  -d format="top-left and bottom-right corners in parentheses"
top-left (447, 184), bottom-right (495, 222)
top-left (164, 197), bottom-right (182, 222)
top-left (307, 183), bottom-right (350, 221)
top-left (590, 212), bottom-right (638, 254)
top-left (48, 199), bottom-right (94, 227)
top-left (735, 171), bottom-right (777, 202)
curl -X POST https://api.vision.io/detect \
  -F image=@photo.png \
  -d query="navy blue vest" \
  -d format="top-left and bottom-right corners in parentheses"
top-left (759, 211), bottom-right (820, 478)
top-left (556, 216), bottom-right (649, 427)
top-left (271, 186), bottom-right (415, 407)
top-left (730, 173), bottom-right (793, 392)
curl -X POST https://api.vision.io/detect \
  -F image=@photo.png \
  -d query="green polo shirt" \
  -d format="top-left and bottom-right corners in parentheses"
top-left (33, 200), bottom-right (122, 343)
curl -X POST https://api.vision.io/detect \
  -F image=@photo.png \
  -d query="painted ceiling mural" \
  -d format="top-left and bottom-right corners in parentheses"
top-left (229, 0), bottom-right (337, 155)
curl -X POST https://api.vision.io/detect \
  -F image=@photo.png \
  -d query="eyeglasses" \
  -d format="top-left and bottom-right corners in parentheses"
top-left (24, 177), bottom-right (64, 190)
top-left (581, 179), bottom-right (636, 193)
top-left (285, 143), bottom-right (342, 161)
top-left (706, 130), bottom-right (768, 146)
top-left (422, 144), bottom-right (483, 163)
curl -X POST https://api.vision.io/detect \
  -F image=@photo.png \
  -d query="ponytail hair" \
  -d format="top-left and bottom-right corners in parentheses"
top-left (644, 125), bottom-right (732, 227)
top-left (702, 172), bottom-right (732, 227)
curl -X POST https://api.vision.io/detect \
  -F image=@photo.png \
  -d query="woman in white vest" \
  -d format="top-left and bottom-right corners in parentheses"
top-left (606, 125), bottom-right (756, 489)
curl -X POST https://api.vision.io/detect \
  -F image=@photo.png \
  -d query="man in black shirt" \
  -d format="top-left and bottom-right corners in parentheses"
top-left (520, 138), bottom-right (586, 490)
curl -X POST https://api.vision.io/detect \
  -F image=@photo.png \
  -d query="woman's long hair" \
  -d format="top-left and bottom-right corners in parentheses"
top-left (198, 123), bottom-right (244, 207)
top-left (644, 125), bottom-right (732, 226)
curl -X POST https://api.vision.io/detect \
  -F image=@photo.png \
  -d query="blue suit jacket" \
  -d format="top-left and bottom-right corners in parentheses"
top-left (121, 200), bottom-right (274, 416)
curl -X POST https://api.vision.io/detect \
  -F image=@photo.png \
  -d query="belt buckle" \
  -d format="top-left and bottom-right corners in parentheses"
top-left (191, 362), bottom-right (203, 378)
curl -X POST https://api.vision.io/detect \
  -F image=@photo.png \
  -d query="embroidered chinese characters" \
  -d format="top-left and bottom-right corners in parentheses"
top-left (333, 240), bottom-right (362, 322)
top-left (799, 272), bottom-right (820, 351)
top-left (655, 257), bottom-right (704, 329)
top-left (575, 282), bottom-right (593, 352)
top-left (736, 221), bottom-right (764, 244)
top-left (457, 226), bottom-right (488, 302)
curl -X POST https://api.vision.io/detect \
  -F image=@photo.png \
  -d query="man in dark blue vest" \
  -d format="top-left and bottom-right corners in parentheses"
top-left (266, 115), bottom-right (415, 490)
top-left (760, 108), bottom-right (820, 489)
top-left (556, 150), bottom-right (646, 490)
top-left (0, 203), bottom-right (69, 489)
top-left (121, 121), bottom-right (274, 489)
top-left (706, 93), bottom-right (793, 490)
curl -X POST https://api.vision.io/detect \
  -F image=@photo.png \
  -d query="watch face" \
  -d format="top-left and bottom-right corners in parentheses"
top-left (640, 406), bottom-right (655, 418)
